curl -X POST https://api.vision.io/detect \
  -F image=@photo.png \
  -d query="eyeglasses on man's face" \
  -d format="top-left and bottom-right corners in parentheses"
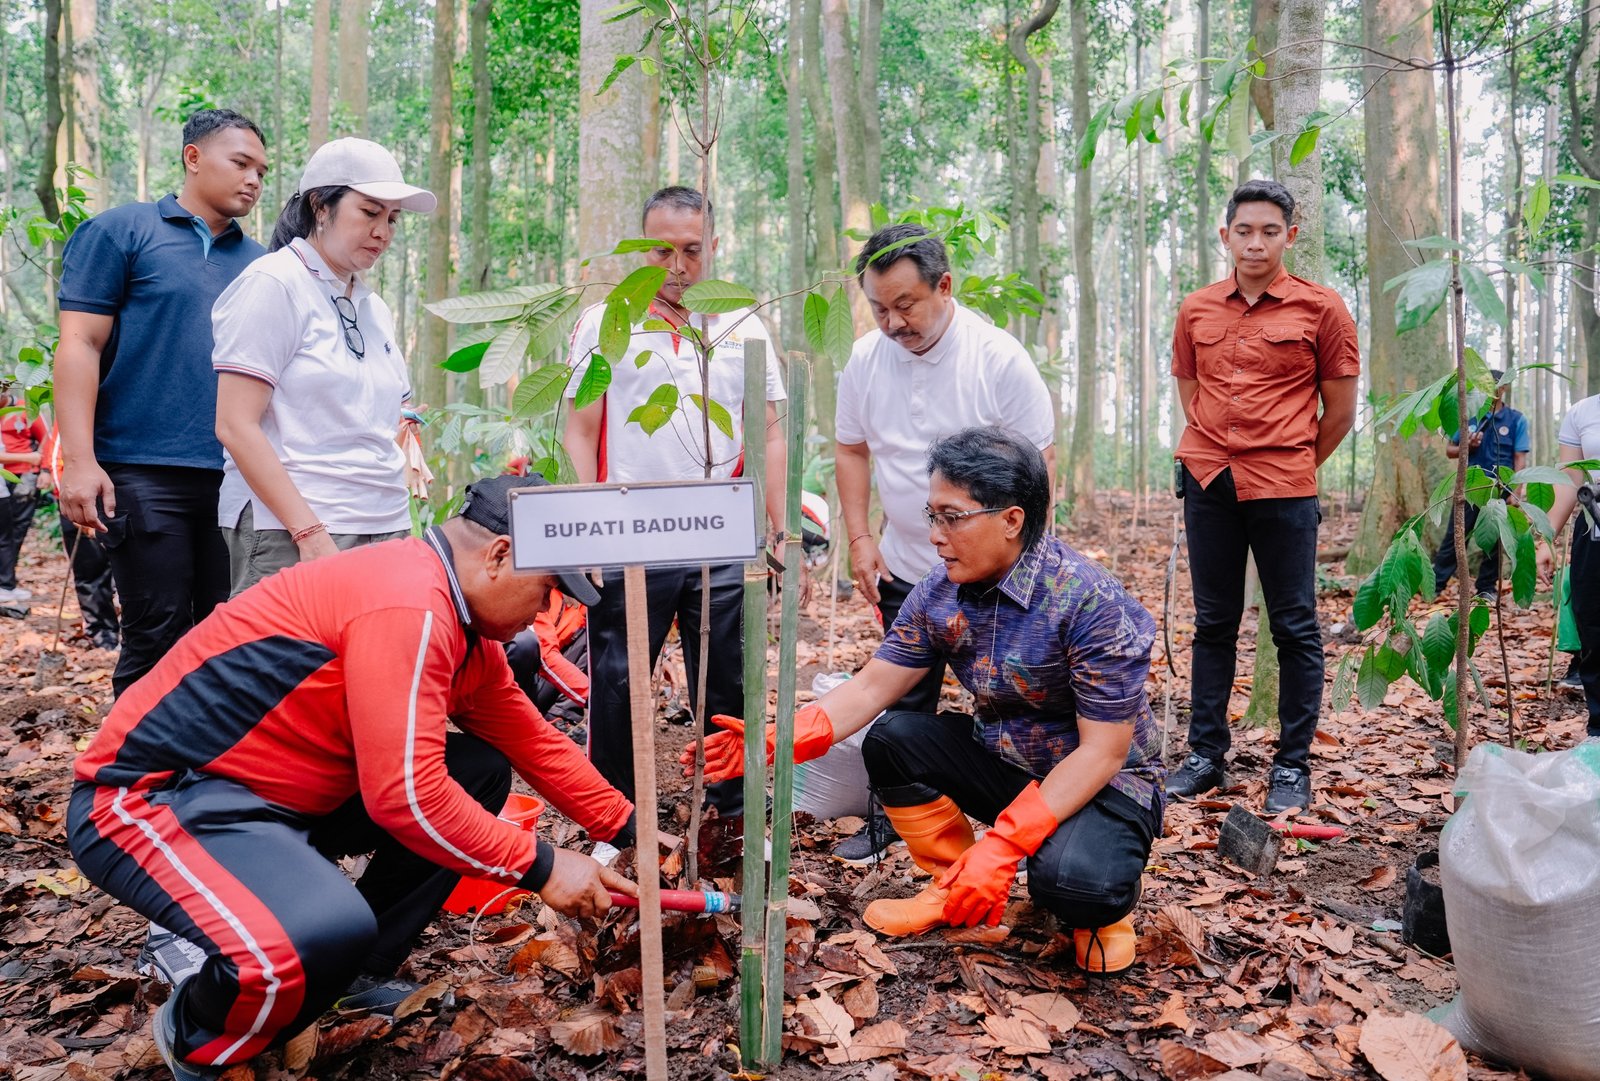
top-left (332, 295), bottom-right (365, 359)
top-left (923, 505), bottom-right (1006, 531)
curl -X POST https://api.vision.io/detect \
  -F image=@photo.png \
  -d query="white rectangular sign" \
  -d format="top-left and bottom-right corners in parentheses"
top-left (508, 479), bottom-right (760, 571)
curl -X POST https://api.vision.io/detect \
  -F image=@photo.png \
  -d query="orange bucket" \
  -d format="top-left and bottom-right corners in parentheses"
top-left (441, 792), bottom-right (545, 916)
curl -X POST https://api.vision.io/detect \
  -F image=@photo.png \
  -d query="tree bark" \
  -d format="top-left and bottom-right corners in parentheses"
top-left (1007, 0), bottom-right (1060, 349)
top-left (419, 0), bottom-right (455, 409)
top-left (785, 0), bottom-right (807, 349)
top-left (1195, 0), bottom-right (1214, 283)
top-left (578, 0), bottom-right (659, 289)
top-left (856, 0), bottom-right (883, 207)
top-left (822, 0), bottom-right (869, 259)
top-left (469, 0), bottom-right (492, 294)
top-left (1566, 6), bottom-right (1600, 396)
top-left (67, 0), bottom-right (102, 210)
top-left (1064, 0), bottom-right (1098, 510)
top-left (35, 0), bottom-right (63, 224)
top-left (1248, 0), bottom-right (1278, 132)
top-left (801, 0), bottom-right (839, 275)
top-left (1535, 104), bottom-right (1557, 461)
top-left (310, 0), bottom-right (331, 150)
top-left (1347, 0), bottom-right (1447, 572)
top-left (336, 0), bottom-right (371, 135)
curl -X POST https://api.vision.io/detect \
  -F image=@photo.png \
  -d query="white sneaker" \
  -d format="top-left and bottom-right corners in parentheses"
top-left (0, 587), bottom-right (29, 604)
top-left (137, 922), bottom-right (207, 988)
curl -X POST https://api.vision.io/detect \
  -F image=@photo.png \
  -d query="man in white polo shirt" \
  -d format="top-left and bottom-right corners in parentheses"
top-left (833, 223), bottom-right (1055, 863)
top-left (563, 186), bottom-right (786, 825)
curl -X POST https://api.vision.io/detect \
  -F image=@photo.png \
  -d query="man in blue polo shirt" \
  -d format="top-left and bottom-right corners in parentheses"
top-left (54, 109), bottom-right (268, 696)
top-left (1432, 370), bottom-right (1531, 601)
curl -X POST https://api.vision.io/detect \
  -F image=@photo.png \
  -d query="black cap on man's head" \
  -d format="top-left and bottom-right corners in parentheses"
top-left (458, 475), bottom-right (601, 606)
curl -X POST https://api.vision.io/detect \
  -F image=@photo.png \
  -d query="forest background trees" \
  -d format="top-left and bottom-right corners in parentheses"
top-left (2, 0), bottom-right (1598, 558)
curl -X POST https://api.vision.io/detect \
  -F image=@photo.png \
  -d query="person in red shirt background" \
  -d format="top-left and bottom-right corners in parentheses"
top-left (0, 387), bottom-right (48, 603)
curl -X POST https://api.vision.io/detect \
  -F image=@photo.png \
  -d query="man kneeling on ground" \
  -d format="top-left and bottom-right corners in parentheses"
top-left (684, 426), bottom-right (1164, 975)
top-left (67, 475), bottom-right (638, 1080)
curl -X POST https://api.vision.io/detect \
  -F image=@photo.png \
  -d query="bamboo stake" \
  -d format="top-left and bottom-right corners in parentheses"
top-left (738, 337), bottom-right (770, 1065)
top-left (762, 355), bottom-right (807, 1064)
top-left (623, 563), bottom-right (667, 1081)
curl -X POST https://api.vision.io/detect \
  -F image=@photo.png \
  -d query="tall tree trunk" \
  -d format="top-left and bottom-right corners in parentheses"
top-left (785, 0), bottom-right (807, 350)
top-left (271, 4), bottom-right (283, 211)
top-left (310, 0), bottom-right (332, 149)
top-left (1535, 105), bottom-right (1558, 461)
top-left (801, 0), bottom-right (839, 275)
top-left (1567, 6), bottom-right (1600, 396)
top-left (577, 0), bottom-right (659, 288)
top-left (1248, 0), bottom-right (1278, 132)
top-left (1195, 0), bottom-right (1213, 283)
top-left (1007, 0), bottom-right (1060, 349)
top-left (1133, 39), bottom-right (1152, 506)
top-left (856, 0), bottom-right (883, 206)
top-left (1348, 0), bottom-right (1447, 571)
top-left (35, 0), bottom-right (63, 223)
top-left (1502, 17), bottom-right (1520, 373)
top-left (419, 0), bottom-right (455, 410)
top-left (822, 0), bottom-right (869, 265)
top-left (1064, 0), bottom-right (1098, 510)
top-left (67, 0), bottom-right (101, 210)
top-left (337, 0), bottom-right (371, 135)
top-left (469, 0), bottom-right (492, 294)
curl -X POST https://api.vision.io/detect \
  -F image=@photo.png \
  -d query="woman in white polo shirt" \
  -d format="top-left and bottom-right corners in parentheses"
top-left (212, 138), bottom-right (435, 594)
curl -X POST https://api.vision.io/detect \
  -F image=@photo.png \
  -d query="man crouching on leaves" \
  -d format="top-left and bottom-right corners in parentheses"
top-left (684, 426), bottom-right (1164, 974)
top-left (67, 475), bottom-right (639, 1081)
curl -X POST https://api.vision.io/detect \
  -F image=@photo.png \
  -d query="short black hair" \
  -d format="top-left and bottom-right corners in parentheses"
top-left (1225, 179), bottom-right (1295, 227)
top-left (856, 223), bottom-right (950, 288)
top-left (926, 426), bottom-right (1050, 552)
top-left (268, 185), bottom-right (351, 251)
top-left (641, 185), bottom-right (712, 232)
top-left (182, 109), bottom-right (265, 156)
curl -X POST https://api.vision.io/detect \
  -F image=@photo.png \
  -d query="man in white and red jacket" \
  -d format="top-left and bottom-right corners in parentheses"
top-left (68, 475), bottom-right (637, 1079)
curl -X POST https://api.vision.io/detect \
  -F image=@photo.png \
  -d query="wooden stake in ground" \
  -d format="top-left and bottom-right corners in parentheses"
top-left (624, 563), bottom-right (667, 1081)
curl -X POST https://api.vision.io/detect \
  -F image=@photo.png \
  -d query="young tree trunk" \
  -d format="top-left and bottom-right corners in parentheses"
top-left (337, 0), bottom-right (371, 135)
top-left (1567, 7), bottom-right (1600, 396)
top-left (1535, 105), bottom-right (1558, 461)
top-left (419, 0), bottom-right (455, 409)
top-left (821, 0), bottom-right (869, 259)
top-left (785, 0), bottom-right (807, 349)
top-left (801, 0), bottom-right (839, 274)
top-left (1007, 0), bottom-right (1060, 349)
top-left (310, 0), bottom-right (331, 150)
top-left (35, 0), bottom-right (63, 223)
top-left (1195, 0), bottom-right (1213, 283)
top-left (1503, 19), bottom-right (1520, 373)
top-left (856, 0), bottom-right (883, 206)
top-left (1347, 0), bottom-right (1447, 573)
top-left (469, 0), bottom-right (492, 295)
top-left (1064, 0), bottom-right (1098, 510)
top-left (68, 0), bottom-right (102, 210)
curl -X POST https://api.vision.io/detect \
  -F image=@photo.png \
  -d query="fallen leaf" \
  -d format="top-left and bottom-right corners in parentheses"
top-left (847, 1019), bottom-right (907, 1061)
top-left (981, 1014), bottom-right (1051, 1055)
top-left (1358, 1012), bottom-right (1468, 1081)
top-left (1359, 866), bottom-right (1398, 891)
top-left (282, 1025), bottom-right (316, 1073)
top-left (393, 978), bottom-right (451, 1020)
top-left (794, 989), bottom-right (856, 1064)
top-left (1154, 904), bottom-right (1222, 977)
top-left (1156, 1040), bottom-right (1232, 1081)
top-left (34, 869), bottom-right (91, 896)
top-left (786, 896), bottom-right (822, 921)
top-left (1012, 992), bottom-right (1079, 1034)
top-left (1204, 1029), bottom-right (1284, 1068)
top-left (549, 1007), bottom-right (624, 1057)
top-left (316, 1017), bottom-right (390, 1057)
top-left (842, 979), bottom-right (880, 1022)
top-left (1151, 993), bottom-right (1197, 1035)
top-left (447, 1056), bottom-right (537, 1081)
top-left (509, 936), bottom-right (581, 978)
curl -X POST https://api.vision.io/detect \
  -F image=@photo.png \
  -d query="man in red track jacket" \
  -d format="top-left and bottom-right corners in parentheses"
top-left (68, 475), bottom-right (637, 1079)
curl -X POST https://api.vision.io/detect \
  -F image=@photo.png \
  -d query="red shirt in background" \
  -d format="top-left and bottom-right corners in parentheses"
top-left (0, 411), bottom-right (47, 476)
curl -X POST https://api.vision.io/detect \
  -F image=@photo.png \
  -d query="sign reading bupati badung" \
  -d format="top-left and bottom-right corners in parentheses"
top-left (508, 479), bottom-right (760, 571)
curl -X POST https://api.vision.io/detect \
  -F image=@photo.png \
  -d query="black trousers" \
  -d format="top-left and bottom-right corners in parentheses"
top-left (586, 561), bottom-right (745, 813)
top-left (1182, 466), bottom-right (1324, 771)
top-left (1432, 502), bottom-right (1501, 596)
top-left (875, 574), bottom-right (947, 713)
top-left (67, 731), bottom-right (509, 1067)
top-left (1571, 524), bottom-right (1600, 734)
top-left (0, 488), bottom-right (38, 589)
top-left (504, 627), bottom-right (588, 727)
top-left (60, 509), bottom-right (119, 638)
top-left (862, 711), bottom-right (1160, 930)
top-left (100, 465), bottom-right (231, 697)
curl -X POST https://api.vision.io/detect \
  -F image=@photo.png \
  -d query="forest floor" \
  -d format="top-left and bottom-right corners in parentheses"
top-left (1, 494), bottom-right (1587, 1081)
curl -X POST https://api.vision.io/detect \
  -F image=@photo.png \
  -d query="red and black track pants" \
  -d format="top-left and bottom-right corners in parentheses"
top-left (67, 732), bottom-right (511, 1068)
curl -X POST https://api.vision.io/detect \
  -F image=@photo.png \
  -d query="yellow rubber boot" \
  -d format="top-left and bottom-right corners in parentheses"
top-left (1073, 916), bottom-right (1137, 976)
top-left (863, 797), bottom-right (975, 937)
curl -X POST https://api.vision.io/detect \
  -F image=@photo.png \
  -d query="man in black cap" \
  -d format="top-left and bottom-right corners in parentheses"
top-left (68, 476), bottom-right (638, 1081)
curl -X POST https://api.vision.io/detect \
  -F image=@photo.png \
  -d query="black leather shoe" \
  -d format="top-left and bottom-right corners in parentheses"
top-left (1166, 754), bottom-right (1224, 799)
top-left (1264, 766), bottom-right (1312, 814)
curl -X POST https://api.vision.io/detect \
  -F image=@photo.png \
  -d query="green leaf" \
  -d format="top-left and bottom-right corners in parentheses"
top-left (1472, 498), bottom-right (1508, 555)
top-left (598, 53), bottom-right (638, 95)
top-left (1374, 642), bottom-right (1408, 682)
top-left (525, 292), bottom-right (583, 363)
top-left (1352, 571), bottom-right (1385, 630)
top-left (1511, 531), bottom-right (1537, 607)
top-left (633, 348), bottom-right (656, 370)
top-left (1384, 261), bottom-right (1452, 334)
top-left (680, 279), bottom-right (756, 314)
top-left (1509, 465), bottom-right (1570, 488)
top-left (803, 292), bottom-right (831, 363)
top-left (610, 265), bottom-right (668, 324)
top-left (573, 354), bottom-right (612, 410)
top-left (1554, 172), bottom-right (1600, 190)
top-left (641, 318), bottom-right (675, 334)
top-left (626, 382), bottom-right (679, 435)
top-left (511, 364), bottom-right (572, 417)
top-left (1525, 177), bottom-right (1551, 235)
top-left (1422, 613), bottom-right (1455, 676)
top-left (480, 322), bottom-right (533, 386)
top-left (1402, 235), bottom-right (1467, 251)
top-left (687, 394), bottom-right (736, 440)
top-left (1442, 669), bottom-right (1459, 729)
top-left (1461, 264), bottom-right (1508, 328)
top-left (1288, 125), bottom-right (1320, 166)
top-left (1463, 465), bottom-right (1494, 507)
top-left (439, 341), bottom-right (489, 372)
top-left (1330, 649), bottom-right (1362, 710)
top-left (1075, 102), bottom-right (1113, 167)
top-left (825, 287), bottom-right (855, 368)
top-left (1468, 600), bottom-right (1491, 646)
top-left (1355, 647), bottom-right (1390, 710)
top-left (599, 297), bottom-right (632, 363)
top-left (426, 284), bottom-right (564, 324)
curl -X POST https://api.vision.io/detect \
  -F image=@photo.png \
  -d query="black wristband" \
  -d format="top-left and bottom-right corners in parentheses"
top-left (610, 810), bottom-right (638, 850)
top-left (517, 838), bottom-right (555, 891)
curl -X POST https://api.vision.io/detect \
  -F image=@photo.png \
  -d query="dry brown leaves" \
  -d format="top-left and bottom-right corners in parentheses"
top-left (1358, 1012), bottom-right (1469, 1081)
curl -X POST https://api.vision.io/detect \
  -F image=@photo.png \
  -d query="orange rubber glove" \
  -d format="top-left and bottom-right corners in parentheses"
top-left (679, 703), bottom-right (835, 783)
top-left (939, 781), bottom-right (1059, 928)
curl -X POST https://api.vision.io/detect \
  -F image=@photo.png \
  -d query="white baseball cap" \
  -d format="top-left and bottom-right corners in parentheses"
top-left (296, 138), bottom-right (437, 214)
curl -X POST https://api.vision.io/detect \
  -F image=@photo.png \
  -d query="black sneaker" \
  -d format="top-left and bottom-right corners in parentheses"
top-left (832, 797), bottom-right (902, 866)
top-left (1165, 754), bottom-right (1224, 799)
top-left (137, 924), bottom-right (207, 988)
top-left (1264, 766), bottom-right (1312, 814)
top-left (333, 974), bottom-right (453, 1016)
top-left (91, 629), bottom-right (119, 651)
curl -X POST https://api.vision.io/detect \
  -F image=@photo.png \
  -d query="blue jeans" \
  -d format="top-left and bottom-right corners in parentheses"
top-left (1182, 466), bottom-right (1324, 771)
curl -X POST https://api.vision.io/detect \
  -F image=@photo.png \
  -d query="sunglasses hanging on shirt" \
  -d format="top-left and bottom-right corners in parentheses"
top-left (332, 295), bottom-right (365, 359)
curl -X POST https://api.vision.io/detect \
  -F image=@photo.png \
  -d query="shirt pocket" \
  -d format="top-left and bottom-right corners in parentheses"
top-left (1258, 323), bottom-right (1316, 376)
top-left (1191, 323), bottom-right (1231, 378)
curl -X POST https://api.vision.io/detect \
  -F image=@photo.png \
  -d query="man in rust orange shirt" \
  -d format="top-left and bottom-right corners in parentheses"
top-left (1166, 180), bottom-right (1359, 814)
